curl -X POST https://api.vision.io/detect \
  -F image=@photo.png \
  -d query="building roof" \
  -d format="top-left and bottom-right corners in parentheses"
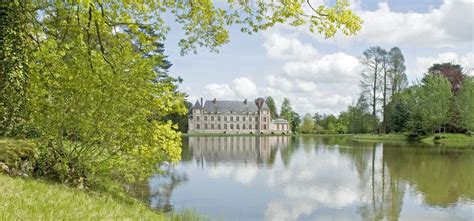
top-left (198, 99), bottom-right (269, 113)
top-left (192, 100), bottom-right (202, 109)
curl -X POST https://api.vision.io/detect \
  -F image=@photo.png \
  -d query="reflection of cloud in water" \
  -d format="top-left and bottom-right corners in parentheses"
top-left (208, 164), bottom-right (258, 185)
top-left (266, 148), bottom-right (370, 221)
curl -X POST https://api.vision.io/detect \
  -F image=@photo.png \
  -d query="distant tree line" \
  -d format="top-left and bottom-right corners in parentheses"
top-left (295, 46), bottom-right (474, 137)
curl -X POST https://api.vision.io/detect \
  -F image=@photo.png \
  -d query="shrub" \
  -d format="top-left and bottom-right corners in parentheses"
top-left (466, 131), bottom-right (473, 137)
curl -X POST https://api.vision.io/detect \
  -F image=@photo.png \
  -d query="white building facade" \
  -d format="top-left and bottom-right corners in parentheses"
top-left (188, 98), bottom-right (290, 134)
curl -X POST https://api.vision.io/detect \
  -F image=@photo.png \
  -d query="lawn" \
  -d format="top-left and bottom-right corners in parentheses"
top-left (0, 139), bottom-right (206, 220)
top-left (352, 133), bottom-right (408, 141)
top-left (422, 133), bottom-right (474, 146)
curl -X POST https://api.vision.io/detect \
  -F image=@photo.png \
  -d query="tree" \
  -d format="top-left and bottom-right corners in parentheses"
top-left (280, 98), bottom-right (292, 121)
top-left (265, 96), bottom-right (278, 119)
top-left (360, 46), bottom-right (386, 118)
top-left (0, 1), bottom-right (30, 137)
top-left (407, 75), bottom-right (452, 134)
top-left (388, 47), bottom-right (408, 97)
top-left (385, 92), bottom-right (410, 133)
top-left (299, 113), bottom-right (315, 134)
top-left (346, 95), bottom-right (378, 134)
top-left (380, 48), bottom-right (389, 133)
top-left (290, 112), bottom-right (301, 134)
top-left (457, 76), bottom-right (474, 131)
top-left (27, 2), bottom-right (186, 187)
top-left (163, 100), bottom-right (193, 133)
top-left (428, 63), bottom-right (464, 94)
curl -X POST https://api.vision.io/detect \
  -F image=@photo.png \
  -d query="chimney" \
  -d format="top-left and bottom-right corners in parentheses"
top-left (200, 97), bottom-right (203, 106)
top-left (213, 98), bottom-right (216, 104)
top-left (244, 99), bottom-right (247, 104)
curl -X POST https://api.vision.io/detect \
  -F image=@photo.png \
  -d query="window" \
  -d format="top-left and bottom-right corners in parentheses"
top-left (218, 124), bottom-right (221, 129)
top-left (218, 116), bottom-right (221, 121)
top-left (255, 117), bottom-right (258, 121)
top-left (211, 124), bottom-right (214, 129)
top-left (243, 124), bottom-right (246, 129)
top-left (224, 116), bottom-right (227, 121)
top-left (249, 117), bottom-right (252, 121)
top-left (255, 124), bottom-right (258, 129)
top-left (230, 116), bottom-right (233, 121)
top-left (196, 124), bottom-right (200, 129)
top-left (211, 116), bottom-right (214, 121)
top-left (263, 117), bottom-right (267, 122)
top-left (204, 116), bottom-right (208, 121)
top-left (243, 116), bottom-right (246, 121)
top-left (263, 124), bottom-right (267, 130)
top-left (230, 124), bottom-right (234, 130)
top-left (196, 116), bottom-right (200, 121)
top-left (224, 124), bottom-right (227, 129)
top-left (236, 124), bottom-right (240, 129)
top-left (236, 116), bottom-right (239, 121)
top-left (249, 124), bottom-right (252, 129)
top-left (205, 124), bottom-right (208, 129)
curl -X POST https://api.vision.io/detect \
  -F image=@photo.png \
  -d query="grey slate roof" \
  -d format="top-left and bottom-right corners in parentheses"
top-left (192, 100), bottom-right (202, 109)
top-left (198, 99), bottom-right (269, 113)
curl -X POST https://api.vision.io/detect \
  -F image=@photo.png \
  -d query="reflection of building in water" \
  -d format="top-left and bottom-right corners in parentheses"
top-left (187, 136), bottom-right (289, 165)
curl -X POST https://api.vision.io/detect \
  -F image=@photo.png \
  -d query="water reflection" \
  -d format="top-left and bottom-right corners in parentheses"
top-left (136, 136), bottom-right (474, 220)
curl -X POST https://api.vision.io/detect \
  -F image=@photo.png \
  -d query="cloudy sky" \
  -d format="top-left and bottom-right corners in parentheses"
top-left (164, 0), bottom-right (473, 115)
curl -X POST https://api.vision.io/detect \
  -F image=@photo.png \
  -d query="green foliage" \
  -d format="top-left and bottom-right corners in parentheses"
top-left (25, 2), bottom-right (185, 188)
top-left (407, 75), bottom-right (452, 134)
top-left (163, 100), bottom-right (193, 133)
top-left (0, 1), bottom-right (30, 137)
top-left (279, 98), bottom-right (300, 133)
top-left (385, 92), bottom-right (410, 133)
top-left (68, 0), bottom-right (361, 55)
top-left (457, 77), bottom-right (474, 131)
top-left (299, 113), bottom-right (315, 134)
top-left (265, 96), bottom-right (278, 119)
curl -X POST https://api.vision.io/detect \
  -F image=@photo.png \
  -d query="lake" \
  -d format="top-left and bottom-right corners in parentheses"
top-left (133, 136), bottom-right (474, 221)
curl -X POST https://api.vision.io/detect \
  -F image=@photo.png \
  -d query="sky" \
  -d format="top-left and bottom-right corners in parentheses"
top-left (163, 0), bottom-right (473, 116)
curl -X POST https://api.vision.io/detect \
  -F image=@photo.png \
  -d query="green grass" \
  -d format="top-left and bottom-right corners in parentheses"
top-left (1, 139), bottom-right (207, 220)
top-left (422, 133), bottom-right (474, 146)
top-left (352, 133), bottom-right (408, 141)
top-left (0, 174), bottom-right (206, 220)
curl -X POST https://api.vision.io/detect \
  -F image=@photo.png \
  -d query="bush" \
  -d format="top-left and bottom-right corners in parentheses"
top-left (434, 135), bottom-right (442, 140)
top-left (465, 131), bottom-right (473, 137)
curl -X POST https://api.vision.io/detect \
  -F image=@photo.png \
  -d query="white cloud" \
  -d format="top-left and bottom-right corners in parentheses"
top-left (413, 52), bottom-right (474, 80)
top-left (303, 0), bottom-right (473, 48)
top-left (261, 30), bottom-right (362, 115)
top-left (262, 31), bottom-right (318, 61)
top-left (203, 77), bottom-right (258, 100)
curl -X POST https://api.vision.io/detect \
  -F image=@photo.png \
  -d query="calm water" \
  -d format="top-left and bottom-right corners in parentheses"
top-left (133, 136), bottom-right (474, 221)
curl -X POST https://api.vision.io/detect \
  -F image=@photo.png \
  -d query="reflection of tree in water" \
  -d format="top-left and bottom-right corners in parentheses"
top-left (336, 142), bottom-right (405, 220)
top-left (342, 142), bottom-right (474, 220)
top-left (383, 146), bottom-right (474, 207)
top-left (280, 137), bottom-right (299, 167)
top-left (129, 168), bottom-right (188, 212)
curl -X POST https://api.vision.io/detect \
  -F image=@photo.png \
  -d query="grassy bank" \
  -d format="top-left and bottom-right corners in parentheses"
top-left (0, 139), bottom-right (205, 220)
top-left (0, 174), bottom-right (206, 220)
top-left (421, 133), bottom-right (474, 146)
top-left (352, 134), bottom-right (408, 142)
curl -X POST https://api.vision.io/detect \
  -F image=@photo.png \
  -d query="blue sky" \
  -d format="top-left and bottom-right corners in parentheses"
top-left (163, 0), bottom-right (473, 115)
